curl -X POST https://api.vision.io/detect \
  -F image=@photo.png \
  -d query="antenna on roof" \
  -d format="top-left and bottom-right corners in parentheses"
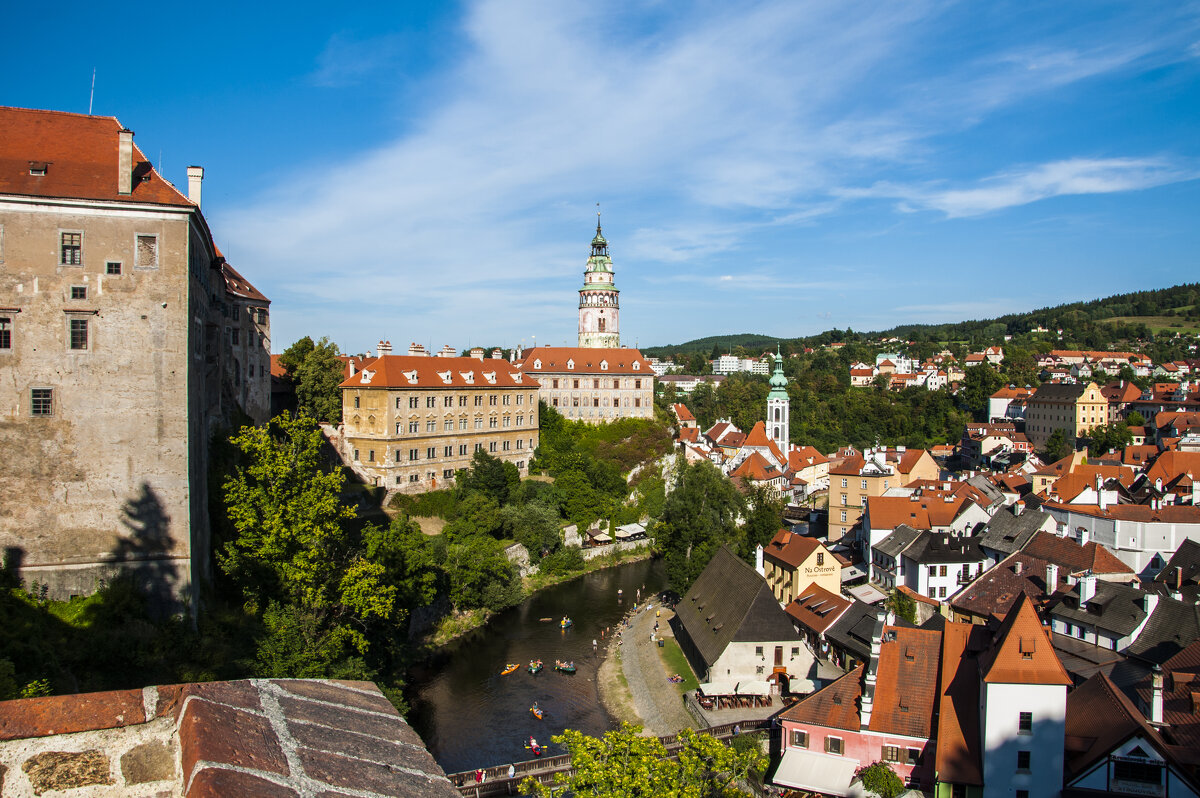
top-left (88, 68), bottom-right (96, 115)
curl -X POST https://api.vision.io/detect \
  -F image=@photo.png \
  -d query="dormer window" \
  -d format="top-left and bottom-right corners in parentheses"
top-left (633, 361), bottom-right (640, 370)
top-left (460, 372), bottom-right (475, 384)
top-left (533, 359), bottom-right (542, 369)
top-left (438, 370), bottom-right (452, 384)
top-left (566, 359), bottom-right (574, 370)
top-left (601, 360), bottom-right (608, 371)
top-left (403, 370), bottom-right (418, 384)
top-left (29, 162), bottom-right (48, 176)
top-left (513, 373), bottom-right (523, 383)
top-left (359, 369), bottom-right (375, 384)
top-left (483, 371), bottom-right (496, 384)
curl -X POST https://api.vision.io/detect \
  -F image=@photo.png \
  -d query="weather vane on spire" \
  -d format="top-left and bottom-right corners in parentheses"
top-left (596, 202), bottom-right (602, 233)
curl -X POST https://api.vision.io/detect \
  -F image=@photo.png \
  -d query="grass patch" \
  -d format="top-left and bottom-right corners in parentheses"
top-left (656, 635), bottom-right (700, 695)
top-left (1101, 315), bottom-right (1200, 335)
top-left (428, 608), bottom-right (492, 647)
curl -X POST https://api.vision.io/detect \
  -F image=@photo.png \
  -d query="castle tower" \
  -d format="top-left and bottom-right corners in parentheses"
top-left (578, 211), bottom-right (620, 348)
top-left (767, 345), bottom-right (789, 444)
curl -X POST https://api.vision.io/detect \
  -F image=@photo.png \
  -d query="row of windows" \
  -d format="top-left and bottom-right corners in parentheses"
top-left (394, 393), bottom-right (535, 409)
top-left (550, 378), bottom-right (644, 390)
top-left (839, 477), bottom-right (887, 490)
top-left (0, 317), bottom-right (96, 352)
top-left (352, 438), bottom-right (536, 464)
top-left (396, 462), bottom-right (526, 485)
top-left (391, 415), bottom-right (532, 434)
top-left (56, 231), bottom-right (158, 269)
top-left (553, 396), bottom-right (642, 408)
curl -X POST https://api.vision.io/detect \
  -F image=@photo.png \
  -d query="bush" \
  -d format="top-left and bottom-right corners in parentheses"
top-left (539, 546), bottom-right (585, 575)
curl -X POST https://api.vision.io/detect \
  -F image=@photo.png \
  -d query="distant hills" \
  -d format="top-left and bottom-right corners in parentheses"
top-left (642, 282), bottom-right (1199, 358)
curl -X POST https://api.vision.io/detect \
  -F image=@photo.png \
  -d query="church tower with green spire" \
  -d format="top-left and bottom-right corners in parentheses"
top-left (767, 345), bottom-right (790, 444)
top-left (578, 210), bottom-right (620, 348)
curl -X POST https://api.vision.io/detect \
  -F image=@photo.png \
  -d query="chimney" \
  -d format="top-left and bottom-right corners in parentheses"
top-left (491, 348), bottom-right (503, 359)
top-left (1046, 562), bottom-right (1059, 590)
top-left (755, 544), bottom-right (764, 577)
top-left (1151, 665), bottom-right (1164, 724)
top-left (348, 359), bottom-right (357, 377)
top-left (470, 347), bottom-right (485, 361)
top-left (860, 613), bottom-right (885, 730)
top-left (1142, 592), bottom-right (1158, 617)
top-left (1013, 560), bottom-right (1023, 575)
top-left (377, 340), bottom-right (392, 358)
top-left (1079, 571), bottom-right (1098, 603)
top-left (187, 165), bottom-right (204, 207)
top-left (1096, 475), bottom-right (1107, 511)
top-left (1078, 527), bottom-right (1090, 546)
top-left (1013, 501), bottom-right (1025, 516)
top-left (118, 128), bottom-right (134, 195)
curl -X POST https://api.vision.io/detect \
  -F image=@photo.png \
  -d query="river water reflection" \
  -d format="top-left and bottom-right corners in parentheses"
top-left (407, 557), bottom-right (667, 774)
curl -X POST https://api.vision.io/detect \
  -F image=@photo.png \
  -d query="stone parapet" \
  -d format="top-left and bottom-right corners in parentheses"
top-left (0, 678), bottom-right (457, 797)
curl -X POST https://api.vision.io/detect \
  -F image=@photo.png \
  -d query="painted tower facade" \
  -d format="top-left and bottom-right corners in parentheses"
top-left (577, 216), bottom-right (620, 349)
top-left (767, 347), bottom-right (790, 444)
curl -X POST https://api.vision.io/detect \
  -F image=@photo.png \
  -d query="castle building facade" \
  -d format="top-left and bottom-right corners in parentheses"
top-left (0, 106), bottom-right (270, 606)
top-left (339, 353), bottom-right (539, 493)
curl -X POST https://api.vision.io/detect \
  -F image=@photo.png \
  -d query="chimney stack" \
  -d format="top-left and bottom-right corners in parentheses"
top-left (1046, 563), bottom-right (1059, 590)
top-left (1096, 475), bottom-right (1107, 511)
top-left (187, 165), bottom-right (204, 207)
top-left (377, 340), bottom-right (392, 358)
top-left (860, 613), bottom-right (885, 730)
top-left (1151, 665), bottom-right (1164, 724)
top-left (1080, 571), bottom-right (1098, 603)
top-left (755, 544), bottom-right (764, 577)
top-left (118, 128), bottom-right (134, 195)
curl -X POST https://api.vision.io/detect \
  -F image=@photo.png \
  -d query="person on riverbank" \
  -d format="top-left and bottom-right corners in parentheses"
top-left (508, 763), bottom-right (515, 780)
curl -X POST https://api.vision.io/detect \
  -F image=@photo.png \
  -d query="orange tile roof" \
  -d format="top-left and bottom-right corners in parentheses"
top-left (678, 427), bottom-right (700, 444)
top-left (785, 583), bottom-right (853, 635)
top-left (869, 626), bottom-right (943, 738)
top-left (979, 593), bottom-right (1072, 685)
top-left (339, 355), bottom-right (537, 389)
top-left (270, 354), bottom-right (288, 379)
top-left (1, 106), bottom-right (192, 206)
top-left (730, 450), bottom-right (782, 482)
top-left (1122, 445), bottom-right (1160, 466)
top-left (1146, 451), bottom-right (1200, 486)
top-left (787, 445), bottom-right (828, 470)
top-left (935, 621), bottom-right (987, 785)
top-left (866, 495), bottom-right (969, 531)
top-left (742, 421), bottom-right (786, 464)
top-left (1041, 501), bottom-right (1200, 524)
top-left (671, 403), bottom-right (695, 422)
top-left (764, 529), bottom-right (824, 568)
top-left (779, 665), bottom-right (864, 731)
top-left (1048, 464), bottom-right (1134, 502)
top-left (516, 346), bottom-right (652, 376)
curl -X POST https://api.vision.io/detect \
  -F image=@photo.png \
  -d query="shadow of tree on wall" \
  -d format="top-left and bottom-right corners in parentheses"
top-left (114, 482), bottom-right (178, 614)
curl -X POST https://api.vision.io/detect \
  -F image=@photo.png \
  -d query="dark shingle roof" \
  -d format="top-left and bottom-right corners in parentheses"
top-left (1123, 596), bottom-right (1200, 665)
top-left (672, 546), bottom-right (798, 671)
top-left (875, 524), bottom-right (924, 559)
top-left (974, 505), bottom-right (1050, 558)
top-left (903, 531), bottom-right (986, 566)
top-left (825, 601), bottom-right (883, 663)
top-left (1048, 582), bottom-right (1149, 637)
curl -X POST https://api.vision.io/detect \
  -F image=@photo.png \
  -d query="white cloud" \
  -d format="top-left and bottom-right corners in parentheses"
top-left (216, 0), bottom-right (1200, 350)
top-left (840, 157), bottom-right (1199, 218)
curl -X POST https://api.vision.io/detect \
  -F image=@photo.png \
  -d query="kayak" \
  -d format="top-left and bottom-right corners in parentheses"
top-left (500, 663), bottom-right (519, 676)
top-left (530, 704), bottom-right (543, 720)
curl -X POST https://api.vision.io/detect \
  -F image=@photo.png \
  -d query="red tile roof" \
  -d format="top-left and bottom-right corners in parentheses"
top-left (1, 106), bottom-right (192, 206)
top-left (742, 421), bottom-right (786, 464)
top-left (787, 446), bottom-right (828, 470)
top-left (979, 593), bottom-right (1072, 685)
top-left (678, 427), bottom-right (700, 444)
top-left (516, 346), bottom-right (652, 375)
top-left (1041, 501), bottom-right (1200, 524)
top-left (1021, 531), bottom-right (1135, 577)
top-left (339, 355), bottom-right (537, 389)
top-left (222, 263), bottom-right (269, 303)
top-left (779, 665), bottom-right (865, 731)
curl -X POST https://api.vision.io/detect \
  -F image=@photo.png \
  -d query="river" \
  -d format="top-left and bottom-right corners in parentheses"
top-left (407, 557), bottom-right (667, 774)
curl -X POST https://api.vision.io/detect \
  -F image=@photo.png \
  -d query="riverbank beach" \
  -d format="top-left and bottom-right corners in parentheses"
top-left (597, 596), bottom-right (695, 736)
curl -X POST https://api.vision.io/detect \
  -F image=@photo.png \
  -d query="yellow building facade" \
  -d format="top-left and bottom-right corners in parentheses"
top-left (339, 355), bottom-right (539, 493)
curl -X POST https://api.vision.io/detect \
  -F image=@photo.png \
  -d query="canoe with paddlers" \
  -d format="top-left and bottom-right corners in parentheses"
top-left (555, 660), bottom-right (576, 674)
top-left (500, 663), bottom-right (519, 675)
top-left (528, 659), bottom-right (543, 675)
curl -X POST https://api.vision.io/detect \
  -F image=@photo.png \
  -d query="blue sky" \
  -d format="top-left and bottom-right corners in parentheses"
top-left (4, 1), bottom-right (1199, 354)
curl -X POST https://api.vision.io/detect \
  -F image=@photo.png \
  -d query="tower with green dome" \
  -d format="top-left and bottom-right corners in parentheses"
top-left (578, 210), bottom-right (620, 348)
top-left (767, 345), bottom-right (790, 444)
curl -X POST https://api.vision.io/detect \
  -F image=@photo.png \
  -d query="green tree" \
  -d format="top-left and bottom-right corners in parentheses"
top-left (280, 336), bottom-right (346, 422)
top-left (501, 502), bottom-right (562, 558)
top-left (441, 534), bottom-right (521, 612)
top-left (884, 589), bottom-right (917, 625)
top-left (1044, 428), bottom-right (1074, 462)
top-left (1086, 421), bottom-right (1132, 458)
top-left (523, 723), bottom-right (765, 798)
top-left (220, 415), bottom-right (358, 611)
top-left (856, 761), bottom-right (904, 798)
top-left (1126, 410), bottom-right (1145, 427)
top-left (961, 364), bottom-right (1003, 420)
top-left (457, 449), bottom-right (520, 505)
top-left (657, 460), bottom-right (744, 592)
top-left (739, 486), bottom-right (784, 564)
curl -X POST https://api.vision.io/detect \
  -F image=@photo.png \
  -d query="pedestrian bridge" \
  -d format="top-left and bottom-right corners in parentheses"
top-left (447, 718), bottom-right (771, 796)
